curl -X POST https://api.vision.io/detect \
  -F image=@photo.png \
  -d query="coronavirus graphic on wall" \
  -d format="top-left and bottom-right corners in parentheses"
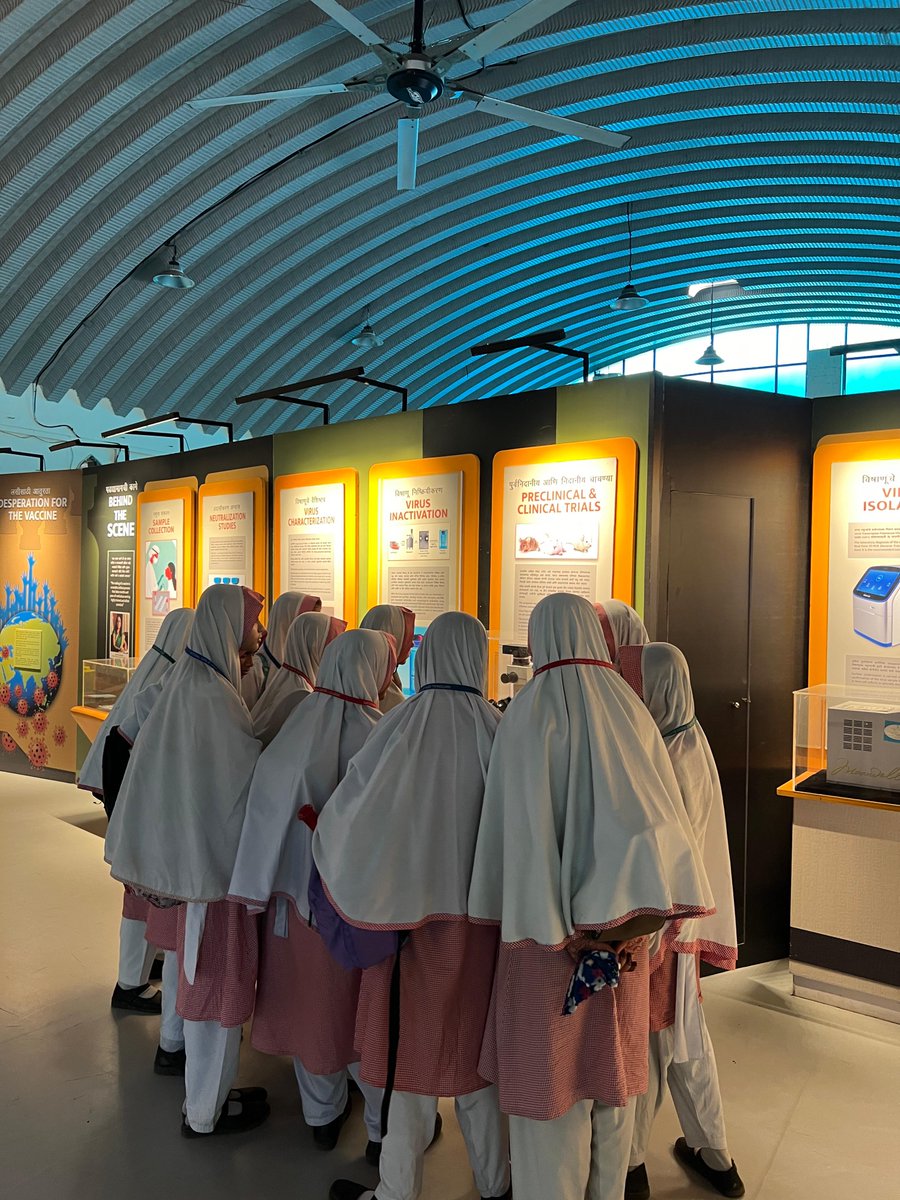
top-left (0, 555), bottom-right (68, 719)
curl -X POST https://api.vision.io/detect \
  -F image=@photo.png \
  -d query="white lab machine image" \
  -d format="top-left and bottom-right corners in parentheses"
top-left (851, 564), bottom-right (900, 647)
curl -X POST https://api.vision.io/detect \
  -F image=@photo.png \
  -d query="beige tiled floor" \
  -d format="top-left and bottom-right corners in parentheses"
top-left (1, 774), bottom-right (897, 1200)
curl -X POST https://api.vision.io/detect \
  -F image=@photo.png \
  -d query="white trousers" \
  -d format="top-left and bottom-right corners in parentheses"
top-left (293, 1058), bottom-right (383, 1143)
top-left (509, 1098), bottom-right (635, 1200)
top-left (182, 1020), bottom-right (242, 1133)
top-left (117, 916), bottom-right (157, 989)
top-left (159, 950), bottom-right (185, 1053)
top-left (376, 1087), bottom-right (510, 1200)
top-left (629, 1020), bottom-right (731, 1171)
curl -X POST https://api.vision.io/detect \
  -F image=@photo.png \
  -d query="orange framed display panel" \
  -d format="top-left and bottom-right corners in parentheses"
top-left (488, 436), bottom-right (639, 637)
top-left (808, 429), bottom-right (900, 688)
top-left (135, 484), bottom-right (196, 658)
top-left (196, 477), bottom-right (268, 609)
top-left (273, 468), bottom-right (359, 623)
top-left (368, 455), bottom-right (480, 616)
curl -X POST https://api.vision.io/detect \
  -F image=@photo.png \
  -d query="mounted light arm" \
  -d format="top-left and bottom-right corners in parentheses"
top-left (235, 367), bottom-right (408, 420)
top-left (471, 329), bottom-right (590, 384)
top-left (0, 448), bottom-right (45, 471)
top-left (50, 439), bottom-right (130, 462)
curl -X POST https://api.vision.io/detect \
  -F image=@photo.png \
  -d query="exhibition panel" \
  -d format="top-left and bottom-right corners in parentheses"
top-left (0, 471), bottom-right (83, 778)
top-left (135, 484), bottom-right (195, 658)
top-left (197, 473), bottom-right (268, 605)
top-left (274, 468), bottom-right (358, 621)
top-left (787, 429), bottom-right (900, 1016)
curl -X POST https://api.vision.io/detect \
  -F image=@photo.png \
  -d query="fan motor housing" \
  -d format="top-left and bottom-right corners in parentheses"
top-left (387, 59), bottom-right (443, 107)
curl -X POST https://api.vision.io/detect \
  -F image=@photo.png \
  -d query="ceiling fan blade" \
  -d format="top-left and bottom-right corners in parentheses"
top-left (189, 84), bottom-right (350, 109)
top-left (397, 116), bottom-right (420, 191)
top-left (309, 0), bottom-right (399, 66)
top-left (475, 94), bottom-right (630, 148)
top-left (455, 0), bottom-right (580, 62)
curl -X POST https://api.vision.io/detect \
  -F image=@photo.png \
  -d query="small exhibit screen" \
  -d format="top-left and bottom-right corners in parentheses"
top-left (854, 567), bottom-right (900, 599)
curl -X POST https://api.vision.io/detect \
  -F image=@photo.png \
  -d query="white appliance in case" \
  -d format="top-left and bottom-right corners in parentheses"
top-left (826, 701), bottom-right (900, 793)
top-left (852, 565), bottom-right (900, 647)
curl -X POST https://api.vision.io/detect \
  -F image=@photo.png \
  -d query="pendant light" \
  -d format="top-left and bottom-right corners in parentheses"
top-left (152, 243), bottom-right (195, 290)
top-left (696, 282), bottom-right (724, 366)
top-left (611, 203), bottom-right (648, 311)
top-left (351, 305), bottom-right (384, 351)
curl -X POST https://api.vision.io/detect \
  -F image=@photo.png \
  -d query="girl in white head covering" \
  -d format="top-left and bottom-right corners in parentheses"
top-left (467, 593), bottom-right (713, 1200)
top-left (106, 584), bottom-right (270, 1137)
top-left (241, 590), bottom-right (322, 709)
top-left (318, 612), bottom-right (511, 1200)
top-left (79, 608), bottom-right (194, 1015)
top-left (593, 599), bottom-right (650, 662)
top-left (359, 603), bottom-right (415, 711)
top-left (615, 642), bottom-right (743, 1200)
top-left (250, 611), bottom-right (346, 746)
top-left (229, 629), bottom-right (397, 1155)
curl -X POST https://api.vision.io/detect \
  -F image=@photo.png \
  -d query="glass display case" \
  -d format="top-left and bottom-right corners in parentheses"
top-left (791, 683), bottom-right (900, 805)
top-left (82, 657), bottom-right (138, 713)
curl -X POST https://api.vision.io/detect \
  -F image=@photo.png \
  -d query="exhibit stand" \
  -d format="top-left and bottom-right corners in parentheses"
top-left (783, 430), bottom-right (900, 1021)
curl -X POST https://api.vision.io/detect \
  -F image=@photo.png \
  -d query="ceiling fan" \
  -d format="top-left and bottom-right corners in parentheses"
top-left (189, 0), bottom-right (629, 190)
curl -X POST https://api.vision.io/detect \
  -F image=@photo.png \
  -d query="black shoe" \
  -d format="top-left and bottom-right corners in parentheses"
top-left (483, 1190), bottom-right (512, 1200)
top-left (111, 983), bottom-right (162, 1014)
top-left (148, 957), bottom-right (164, 982)
top-left (314, 1098), bottom-right (353, 1151)
top-left (329, 1184), bottom-right (370, 1200)
top-left (154, 1045), bottom-right (186, 1076)
top-left (674, 1138), bottom-right (745, 1198)
top-left (181, 1099), bottom-right (271, 1138)
top-left (365, 1112), bottom-right (442, 1166)
top-left (625, 1162), bottom-right (651, 1199)
top-left (228, 1086), bottom-right (268, 1104)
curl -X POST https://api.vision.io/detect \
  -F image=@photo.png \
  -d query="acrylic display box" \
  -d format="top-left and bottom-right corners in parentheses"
top-left (81, 657), bottom-right (138, 714)
top-left (787, 682), bottom-right (900, 808)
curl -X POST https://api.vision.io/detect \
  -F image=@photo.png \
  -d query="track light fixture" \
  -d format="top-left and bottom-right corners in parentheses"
top-left (50, 439), bottom-right (130, 462)
top-left (236, 367), bottom-right (408, 419)
top-left (152, 243), bottom-right (195, 290)
top-left (611, 203), bottom-right (648, 311)
top-left (0, 448), bottom-right (45, 471)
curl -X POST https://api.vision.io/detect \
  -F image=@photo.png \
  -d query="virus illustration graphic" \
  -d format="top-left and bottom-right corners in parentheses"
top-left (17, 698), bottom-right (28, 716)
top-left (16, 720), bottom-right (28, 739)
top-left (53, 725), bottom-right (67, 747)
top-left (28, 739), bottom-right (49, 771)
top-left (1, 732), bottom-right (16, 753)
top-left (1, 685), bottom-right (11, 706)
top-left (0, 555), bottom-right (68, 718)
top-left (33, 711), bottom-right (48, 734)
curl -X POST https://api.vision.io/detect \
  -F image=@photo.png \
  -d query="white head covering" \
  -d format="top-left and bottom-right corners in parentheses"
top-left (313, 612), bottom-right (501, 930)
top-left (228, 629), bottom-right (396, 919)
top-left (250, 612), bottom-right (346, 746)
top-left (618, 642), bottom-right (737, 970)
top-left (78, 608), bottom-right (194, 797)
top-left (468, 592), bottom-right (713, 947)
top-left (594, 599), bottom-right (649, 661)
top-left (359, 603), bottom-right (415, 712)
top-left (241, 590), bottom-right (321, 708)
top-left (105, 584), bottom-right (264, 903)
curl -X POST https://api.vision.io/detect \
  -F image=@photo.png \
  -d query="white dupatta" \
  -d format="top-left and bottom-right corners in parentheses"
top-left (313, 612), bottom-right (501, 929)
top-left (105, 585), bottom-right (263, 904)
top-left (78, 608), bottom-right (194, 796)
top-left (228, 629), bottom-right (396, 919)
top-left (468, 592), bottom-right (713, 947)
top-left (251, 612), bottom-right (345, 746)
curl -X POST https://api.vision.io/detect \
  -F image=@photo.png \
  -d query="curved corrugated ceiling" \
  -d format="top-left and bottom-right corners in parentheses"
top-left (1, 0), bottom-right (898, 434)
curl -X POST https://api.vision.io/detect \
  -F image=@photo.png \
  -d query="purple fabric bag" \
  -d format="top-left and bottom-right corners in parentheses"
top-left (308, 866), bottom-right (399, 971)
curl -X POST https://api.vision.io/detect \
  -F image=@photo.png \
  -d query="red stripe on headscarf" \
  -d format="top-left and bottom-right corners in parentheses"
top-left (532, 658), bottom-right (619, 676)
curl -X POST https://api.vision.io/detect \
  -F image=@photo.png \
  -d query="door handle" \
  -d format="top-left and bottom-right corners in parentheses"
top-left (730, 697), bottom-right (751, 709)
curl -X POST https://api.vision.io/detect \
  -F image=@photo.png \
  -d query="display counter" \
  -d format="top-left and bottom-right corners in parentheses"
top-left (782, 685), bottom-right (900, 1022)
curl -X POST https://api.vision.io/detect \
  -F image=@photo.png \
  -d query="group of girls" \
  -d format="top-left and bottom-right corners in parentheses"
top-left (91, 582), bottom-right (744, 1200)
